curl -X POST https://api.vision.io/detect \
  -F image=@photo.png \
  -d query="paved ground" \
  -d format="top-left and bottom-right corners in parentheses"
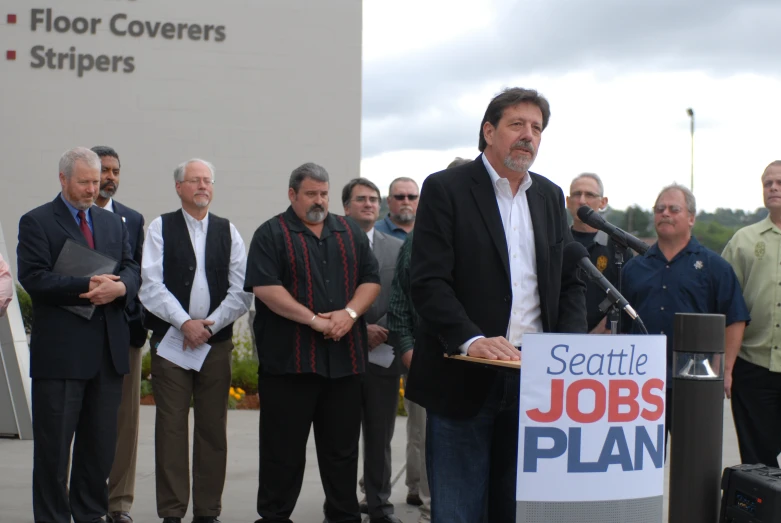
top-left (0, 401), bottom-right (744, 523)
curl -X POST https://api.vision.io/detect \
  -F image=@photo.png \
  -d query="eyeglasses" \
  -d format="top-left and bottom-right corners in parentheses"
top-left (653, 204), bottom-right (684, 214)
top-left (180, 178), bottom-right (215, 186)
top-left (570, 191), bottom-right (601, 200)
top-left (392, 194), bottom-right (419, 201)
top-left (352, 196), bottom-right (380, 204)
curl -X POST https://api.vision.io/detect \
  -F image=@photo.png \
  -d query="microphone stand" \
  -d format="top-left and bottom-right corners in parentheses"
top-left (596, 242), bottom-right (648, 335)
top-left (606, 243), bottom-right (628, 335)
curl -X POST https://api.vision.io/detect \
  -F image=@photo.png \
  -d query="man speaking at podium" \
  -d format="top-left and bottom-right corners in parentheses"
top-left (405, 88), bottom-right (587, 522)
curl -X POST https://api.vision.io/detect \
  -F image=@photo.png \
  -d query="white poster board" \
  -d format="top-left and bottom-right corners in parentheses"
top-left (517, 333), bottom-right (666, 502)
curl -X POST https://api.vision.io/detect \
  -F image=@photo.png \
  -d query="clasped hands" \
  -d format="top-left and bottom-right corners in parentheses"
top-left (79, 274), bottom-right (126, 305)
top-left (310, 309), bottom-right (355, 342)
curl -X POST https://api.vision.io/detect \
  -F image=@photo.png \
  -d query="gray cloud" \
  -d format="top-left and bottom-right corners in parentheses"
top-left (362, 0), bottom-right (781, 156)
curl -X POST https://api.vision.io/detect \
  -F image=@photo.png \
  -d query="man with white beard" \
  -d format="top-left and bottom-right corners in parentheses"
top-left (374, 177), bottom-right (419, 240)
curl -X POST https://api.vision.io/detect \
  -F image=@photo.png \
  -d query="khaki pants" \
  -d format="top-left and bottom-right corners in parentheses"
top-left (150, 337), bottom-right (233, 518)
top-left (108, 345), bottom-right (143, 513)
top-left (405, 396), bottom-right (431, 521)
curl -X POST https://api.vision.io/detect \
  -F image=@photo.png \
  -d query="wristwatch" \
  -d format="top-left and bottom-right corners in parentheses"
top-left (205, 325), bottom-right (213, 335)
top-left (345, 307), bottom-right (358, 321)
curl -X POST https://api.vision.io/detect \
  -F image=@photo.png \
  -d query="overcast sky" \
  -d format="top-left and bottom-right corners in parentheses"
top-left (359, 0), bottom-right (781, 212)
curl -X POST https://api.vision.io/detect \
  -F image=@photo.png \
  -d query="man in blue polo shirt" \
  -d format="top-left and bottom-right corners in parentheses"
top-left (374, 177), bottom-right (419, 240)
top-left (621, 183), bottom-right (749, 437)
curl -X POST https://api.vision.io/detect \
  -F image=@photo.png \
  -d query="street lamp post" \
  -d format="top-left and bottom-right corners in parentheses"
top-left (686, 108), bottom-right (694, 192)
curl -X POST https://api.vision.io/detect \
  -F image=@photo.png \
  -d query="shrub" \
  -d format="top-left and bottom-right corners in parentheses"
top-left (141, 350), bottom-right (152, 380)
top-left (15, 284), bottom-right (33, 333)
top-left (140, 379), bottom-right (153, 398)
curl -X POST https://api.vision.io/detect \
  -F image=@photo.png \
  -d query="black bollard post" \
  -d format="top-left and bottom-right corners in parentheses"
top-left (668, 313), bottom-right (725, 523)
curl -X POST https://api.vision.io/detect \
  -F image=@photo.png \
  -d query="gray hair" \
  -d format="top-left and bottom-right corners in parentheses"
top-left (447, 157), bottom-right (471, 169)
top-left (388, 176), bottom-right (418, 195)
top-left (656, 183), bottom-right (696, 215)
top-left (174, 158), bottom-right (216, 183)
top-left (59, 147), bottom-right (100, 179)
top-left (570, 172), bottom-right (605, 197)
top-left (289, 162), bottom-right (330, 192)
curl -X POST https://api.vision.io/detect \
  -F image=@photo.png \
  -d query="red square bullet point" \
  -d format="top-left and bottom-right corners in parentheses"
top-left (7, 14), bottom-right (17, 24)
top-left (6, 50), bottom-right (16, 60)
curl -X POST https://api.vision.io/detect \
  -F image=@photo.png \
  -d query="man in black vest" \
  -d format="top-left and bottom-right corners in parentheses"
top-left (139, 158), bottom-right (251, 523)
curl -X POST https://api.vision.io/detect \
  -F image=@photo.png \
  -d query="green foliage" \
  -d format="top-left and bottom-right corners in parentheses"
top-left (15, 284), bottom-right (33, 333)
top-left (231, 331), bottom-right (258, 393)
top-left (140, 379), bottom-right (153, 398)
top-left (141, 350), bottom-right (152, 380)
top-left (231, 355), bottom-right (258, 394)
top-left (692, 221), bottom-right (740, 254)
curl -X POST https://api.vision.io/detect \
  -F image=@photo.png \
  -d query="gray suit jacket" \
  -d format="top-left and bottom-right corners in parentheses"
top-left (364, 229), bottom-right (403, 375)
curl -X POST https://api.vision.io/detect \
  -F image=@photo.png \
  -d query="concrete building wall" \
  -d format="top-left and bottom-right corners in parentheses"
top-left (0, 0), bottom-right (362, 273)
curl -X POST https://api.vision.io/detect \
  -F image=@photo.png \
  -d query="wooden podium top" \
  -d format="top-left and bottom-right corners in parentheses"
top-left (447, 354), bottom-right (522, 370)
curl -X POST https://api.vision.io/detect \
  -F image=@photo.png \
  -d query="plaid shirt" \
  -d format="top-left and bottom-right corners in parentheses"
top-left (387, 232), bottom-right (419, 354)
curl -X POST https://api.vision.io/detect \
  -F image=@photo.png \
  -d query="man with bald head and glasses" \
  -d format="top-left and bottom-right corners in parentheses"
top-left (374, 177), bottom-right (419, 240)
top-left (566, 172), bottom-right (633, 334)
top-left (620, 183), bottom-right (749, 439)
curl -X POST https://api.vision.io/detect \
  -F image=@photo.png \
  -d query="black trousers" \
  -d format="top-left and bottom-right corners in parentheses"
top-left (32, 344), bottom-right (123, 523)
top-left (256, 373), bottom-right (362, 523)
top-left (731, 357), bottom-right (781, 467)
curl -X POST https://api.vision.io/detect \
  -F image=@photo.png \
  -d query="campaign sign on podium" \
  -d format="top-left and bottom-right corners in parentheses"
top-left (517, 333), bottom-right (666, 503)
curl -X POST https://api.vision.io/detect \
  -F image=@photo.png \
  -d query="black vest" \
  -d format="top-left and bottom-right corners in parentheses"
top-left (144, 210), bottom-right (234, 343)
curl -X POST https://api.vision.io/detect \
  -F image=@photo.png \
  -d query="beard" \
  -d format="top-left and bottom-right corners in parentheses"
top-left (391, 208), bottom-right (415, 224)
top-left (306, 205), bottom-right (327, 223)
top-left (504, 140), bottom-right (536, 173)
top-left (99, 182), bottom-right (117, 199)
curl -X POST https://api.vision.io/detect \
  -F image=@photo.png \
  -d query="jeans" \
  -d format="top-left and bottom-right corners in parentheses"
top-left (426, 372), bottom-right (520, 523)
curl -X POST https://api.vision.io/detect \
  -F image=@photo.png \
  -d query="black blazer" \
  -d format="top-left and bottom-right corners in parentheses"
top-left (17, 195), bottom-right (140, 379)
top-left (112, 200), bottom-right (148, 347)
top-left (406, 156), bottom-right (586, 418)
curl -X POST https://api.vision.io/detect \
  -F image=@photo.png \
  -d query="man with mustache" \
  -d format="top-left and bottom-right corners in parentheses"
top-left (621, 183), bottom-right (749, 441)
top-left (374, 177), bottom-right (419, 240)
top-left (245, 163), bottom-right (380, 523)
top-left (405, 88), bottom-right (587, 522)
top-left (139, 159), bottom-right (251, 523)
top-left (722, 161), bottom-right (781, 467)
top-left (91, 146), bottom-right (147, 523)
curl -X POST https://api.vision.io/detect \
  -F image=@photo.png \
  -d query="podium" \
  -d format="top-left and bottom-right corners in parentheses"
top-left (515, 333), bottom-right (667, 523)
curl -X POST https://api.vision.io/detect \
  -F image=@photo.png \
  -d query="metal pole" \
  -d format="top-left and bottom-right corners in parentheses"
top-left (686, 108), bottom-right (695, 192)
top-left (668, 313), bottom-right (725, 523)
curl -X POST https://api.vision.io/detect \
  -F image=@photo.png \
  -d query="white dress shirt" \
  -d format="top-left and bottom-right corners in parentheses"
top-left (139, 209), bottom-right (251, 333)
top-left (97, 198), bottom-right (115, 213)
top-left (366, 227), bottom-right (375, 249)
top-left (459, 155), bottom-right (543, 354)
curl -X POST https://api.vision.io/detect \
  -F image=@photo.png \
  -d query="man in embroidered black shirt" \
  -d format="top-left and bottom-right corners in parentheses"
top-left (245, 162), bottom-right (381, 523)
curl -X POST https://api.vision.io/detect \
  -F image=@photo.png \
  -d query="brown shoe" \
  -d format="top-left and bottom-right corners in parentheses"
top-left (406, 493), bottom-right (423, 506)
top-left (108, 512), bottom-right (133, 523)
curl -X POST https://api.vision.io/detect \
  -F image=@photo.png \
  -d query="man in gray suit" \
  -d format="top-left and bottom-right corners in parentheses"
top-left (343, 178), bottom-right (404, 523)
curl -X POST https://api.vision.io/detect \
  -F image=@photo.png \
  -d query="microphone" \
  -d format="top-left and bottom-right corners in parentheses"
top-left (564, 241), bottom-right (639, 320)
top-left (576, 206), bottom-right (650, 255)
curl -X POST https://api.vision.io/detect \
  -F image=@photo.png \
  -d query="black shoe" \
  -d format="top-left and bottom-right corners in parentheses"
top-left (192, 518), bottom-right (220, 523)
top-left (369, 516), bottom-right (403, 523)
top-left (359, 502), bottom-right (368, 514)
top-left (162, 518), bottom-right (182, 523)
top-left (107, 512), bottom-right (133, 523)
top-left (406, 492), bottom-right (423, 506)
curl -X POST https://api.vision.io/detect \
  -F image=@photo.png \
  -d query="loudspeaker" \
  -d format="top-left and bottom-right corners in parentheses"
top-left (720, 464), bottom-right (781, 522)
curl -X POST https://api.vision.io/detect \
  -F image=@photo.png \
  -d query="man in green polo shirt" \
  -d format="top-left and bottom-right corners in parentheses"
top-left (722, 159), bottom-right (781, 467)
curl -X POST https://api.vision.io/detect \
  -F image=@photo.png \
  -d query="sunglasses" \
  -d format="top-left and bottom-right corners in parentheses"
top-left (392, 194), bottom-right (419, 201)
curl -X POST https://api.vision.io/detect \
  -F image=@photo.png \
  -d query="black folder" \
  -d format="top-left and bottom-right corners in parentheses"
top-left (53, 238), bottom-right (119, 320)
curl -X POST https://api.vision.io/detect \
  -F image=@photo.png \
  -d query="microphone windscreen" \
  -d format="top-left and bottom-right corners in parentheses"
top-left (576, 205), bottom-right (593, 223)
